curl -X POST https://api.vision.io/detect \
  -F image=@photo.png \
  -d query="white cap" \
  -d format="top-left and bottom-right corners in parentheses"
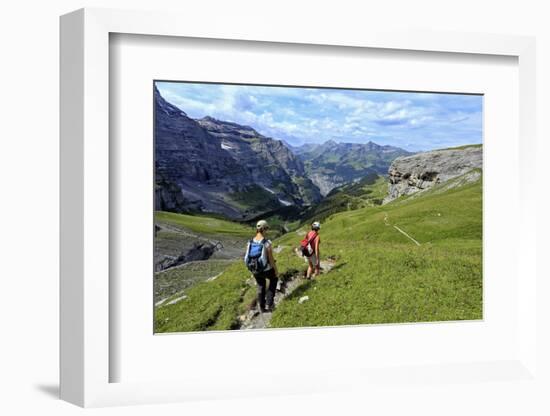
top-left (312, 221), bottom-right (321, 230)
top-left (256, 220), bottom-right (269, 230)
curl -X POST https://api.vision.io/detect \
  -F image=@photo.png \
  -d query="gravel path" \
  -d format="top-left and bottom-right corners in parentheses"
top-left (239, 248), bottom-right (335, 330)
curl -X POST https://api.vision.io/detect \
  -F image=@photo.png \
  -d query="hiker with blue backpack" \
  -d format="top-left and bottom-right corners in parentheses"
top-left (244, 220), bottom-right (279, 312)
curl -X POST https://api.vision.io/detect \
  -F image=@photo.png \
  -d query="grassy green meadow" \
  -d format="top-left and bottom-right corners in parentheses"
top-left (154, 172), bottom-right (482, 333)
top-left (155, 211), bottom-right (252, 237)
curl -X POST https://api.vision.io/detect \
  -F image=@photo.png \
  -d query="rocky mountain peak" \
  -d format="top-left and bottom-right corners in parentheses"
top-left (297, 139), bottom-right (413, 195)
top-left (154, 85), bottom-right (187, 117)
top-left (154, 88), bottom-right (321, 218)
top-left (198, 116), bottom-right (260, 140)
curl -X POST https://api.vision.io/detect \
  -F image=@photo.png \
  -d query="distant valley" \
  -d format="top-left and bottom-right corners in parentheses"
top-left (294, 140), bottom-right (412, 195)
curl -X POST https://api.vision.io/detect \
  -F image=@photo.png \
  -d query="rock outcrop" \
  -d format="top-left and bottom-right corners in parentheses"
top-left (154, 170), bottom-right (203, 213)
top-left (385, 145), bottom-right (482, 202)
top-left (156, 241), bottom-right (221, 272)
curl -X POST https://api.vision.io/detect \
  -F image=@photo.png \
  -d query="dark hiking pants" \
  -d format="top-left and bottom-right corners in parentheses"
top-left (253, 268), bottom-right (278, 310)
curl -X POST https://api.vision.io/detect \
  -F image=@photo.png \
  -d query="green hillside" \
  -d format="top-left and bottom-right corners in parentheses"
top-left (155, 211), bottom-right (251, 237)
top-left (154, 173), bottom-right (482, 333)
top-left (297, 140), bottom-right (412, 195)
top-left (154, 211), bottom-right (253, 303)
top-left (242, 173), bottom-right (387, 237)
top-left (270, 177), bottom-right (482, 327)
top-left (299, 173), bottom-right (387, 224)
top-left (227, 184), bottom-right (282, 214)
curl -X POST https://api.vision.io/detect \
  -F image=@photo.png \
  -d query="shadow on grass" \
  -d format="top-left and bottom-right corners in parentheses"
top-left (285, 261), bottom-right (348, 301)
top-left (285, 279), bottom-right (315, 300)
top-left (325, 262), bottom-right (347, 273)
top-left (280, 268), bottom-right (300, 282)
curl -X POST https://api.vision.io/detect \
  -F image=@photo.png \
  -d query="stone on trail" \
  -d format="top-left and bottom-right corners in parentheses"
top-left (298, 296), bottom-right (309, 304)
top-left (273, 245), bottom-right (284, 254)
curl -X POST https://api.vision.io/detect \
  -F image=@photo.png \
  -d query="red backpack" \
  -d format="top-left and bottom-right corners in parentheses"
top-left (300, 231), bottom-right (317, 257)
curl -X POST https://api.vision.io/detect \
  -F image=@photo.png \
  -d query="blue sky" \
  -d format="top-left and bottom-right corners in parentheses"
top-left (156, 81), bottom-right (483, 152)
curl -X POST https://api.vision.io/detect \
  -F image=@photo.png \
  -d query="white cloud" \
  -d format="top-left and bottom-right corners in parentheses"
top-left (156, 82), bottom-right (482, 150)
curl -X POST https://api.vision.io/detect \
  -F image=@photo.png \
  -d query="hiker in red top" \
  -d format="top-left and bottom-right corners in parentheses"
top-left (305, 221), bottom-right (321, 279)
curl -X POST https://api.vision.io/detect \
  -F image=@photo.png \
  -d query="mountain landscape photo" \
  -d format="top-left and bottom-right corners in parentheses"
top-left (153, 81), bottom-right (483, 332)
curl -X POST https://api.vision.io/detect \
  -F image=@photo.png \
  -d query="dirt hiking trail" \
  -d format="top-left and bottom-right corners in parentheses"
top-left (239, 247), bottom-right (336, 330)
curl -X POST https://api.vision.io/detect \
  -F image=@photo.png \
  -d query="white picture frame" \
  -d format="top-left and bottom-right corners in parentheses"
top-left (60, 7), bottom-right (538, 408)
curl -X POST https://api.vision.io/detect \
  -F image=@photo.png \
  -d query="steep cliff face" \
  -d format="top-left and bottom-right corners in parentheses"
top-left (154, 170), bottom-right (204, 213)
top-left (154, 87), bottom-right (251, 218)
top-left (296, 140), bottom-right (412, 195)
top-left (155, 87), bottom-right (248, 186)
top-left (154, 87), bottom-right (321, 219)
top-left (197, 116), bottom-right (321, 205)
top-left (385, 145), bottom-right (482, 202)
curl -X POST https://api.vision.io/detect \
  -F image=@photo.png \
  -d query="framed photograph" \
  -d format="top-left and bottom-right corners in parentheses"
top-left (60, 8), bottom-right (539, 408)
top-left (152, 79), bottom-right (484, 334)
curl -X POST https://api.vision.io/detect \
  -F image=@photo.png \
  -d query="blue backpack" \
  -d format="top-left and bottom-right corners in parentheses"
top-left (244, 239), bottom-right (268, 274)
